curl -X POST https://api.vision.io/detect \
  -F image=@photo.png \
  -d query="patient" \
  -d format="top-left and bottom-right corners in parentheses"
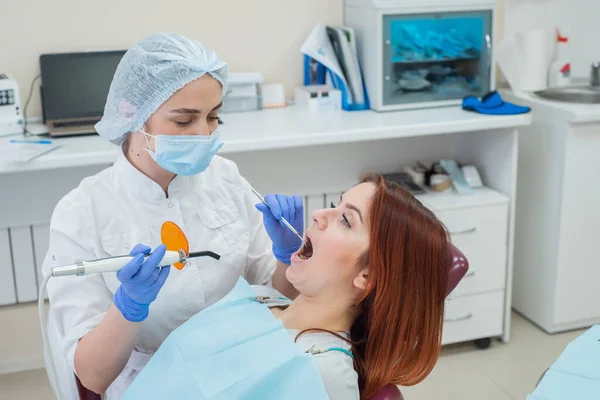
top-left (126, 174), bottom-right (450, 400)
top-left (262, 174), bottom-right (451, 399)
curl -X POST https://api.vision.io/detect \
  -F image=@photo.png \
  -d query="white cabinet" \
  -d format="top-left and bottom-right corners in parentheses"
top-left (443, 291), bottom-right (504, 345)
top-left (506, 91), bottom-right (600, 333)
top-left (438, 204), bottom-right (508, 296)
top-left (553, 125), bottom-right (600, 326)
top-left (418, 188), bottom-right (509, 345)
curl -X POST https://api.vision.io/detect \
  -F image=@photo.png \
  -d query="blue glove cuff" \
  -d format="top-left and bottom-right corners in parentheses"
top-left (114, 286), bottom-right (149, 323)
top-left (273, 244), bottom-right (302, 265)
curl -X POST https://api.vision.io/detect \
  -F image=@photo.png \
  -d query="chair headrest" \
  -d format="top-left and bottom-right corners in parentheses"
top-left (370, 384), bottom-right (404, 400)
top-left (447, 244), bottom-right (469, 296)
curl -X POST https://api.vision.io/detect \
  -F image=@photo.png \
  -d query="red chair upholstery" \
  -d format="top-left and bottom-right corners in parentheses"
top-left (75, 245), bottom-right (469, 400)
top-left (369, 244), bottom-right (469, 400)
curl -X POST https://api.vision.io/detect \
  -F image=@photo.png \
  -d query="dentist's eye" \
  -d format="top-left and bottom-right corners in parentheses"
top-left (174, 120), bottom-right (192, 127)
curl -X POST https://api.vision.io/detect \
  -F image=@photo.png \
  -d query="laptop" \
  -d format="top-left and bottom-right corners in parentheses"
top-left (40, 50), bottom-right (125, 137)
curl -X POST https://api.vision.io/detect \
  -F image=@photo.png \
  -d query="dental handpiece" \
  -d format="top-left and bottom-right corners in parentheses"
top-left (50, 250), bottom-right (185, 277)
top-left (251, 188), bottom-right (307, 246)
top-left (50, 250), bottom-right (222, 277)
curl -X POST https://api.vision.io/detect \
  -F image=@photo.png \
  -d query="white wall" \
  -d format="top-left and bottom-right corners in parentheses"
top-left (0, 304), bottom-right (47, 374)
top-left (502, 0), bottom-right (600, 78)
top-left (1, 0), bottom-right (343, 118)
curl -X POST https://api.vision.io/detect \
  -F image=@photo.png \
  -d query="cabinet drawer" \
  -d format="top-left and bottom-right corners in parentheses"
top-left (437, 204), bottom-right (509, 296)
top-left (442, 291), bottom-right (504, 345)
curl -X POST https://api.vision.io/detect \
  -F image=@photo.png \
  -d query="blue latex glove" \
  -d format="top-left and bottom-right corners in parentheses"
top-left (255, 194), bottom-right (304, 265)
top-left (113, 244), bottom-right (170, 322)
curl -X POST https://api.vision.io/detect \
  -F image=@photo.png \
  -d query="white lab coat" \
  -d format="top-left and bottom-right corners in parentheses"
top-left (41, 152), bottom-right (276, 400)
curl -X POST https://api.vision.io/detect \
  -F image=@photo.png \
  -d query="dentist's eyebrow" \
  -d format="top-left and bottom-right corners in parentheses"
top-left (170, 108), bottom-right (200, 114)
top-left (170, 102), bottom-right (222, 115)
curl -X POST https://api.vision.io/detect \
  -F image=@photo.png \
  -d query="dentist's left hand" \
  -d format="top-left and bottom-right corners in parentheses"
top-left (256, 194), bottom-right (304, 265)
top-left (113, 244), bottom-right (170, 322)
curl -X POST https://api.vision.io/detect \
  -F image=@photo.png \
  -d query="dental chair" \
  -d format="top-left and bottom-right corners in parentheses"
top-left (74, 245), bottom-right (469, 400)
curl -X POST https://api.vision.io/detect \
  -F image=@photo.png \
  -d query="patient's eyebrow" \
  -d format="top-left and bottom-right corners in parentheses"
top-left (345, 203), bottom-right (363, 223)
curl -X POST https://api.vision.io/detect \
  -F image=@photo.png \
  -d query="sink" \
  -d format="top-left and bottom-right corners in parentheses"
top-left (535, 85), bottom-right (600, 104)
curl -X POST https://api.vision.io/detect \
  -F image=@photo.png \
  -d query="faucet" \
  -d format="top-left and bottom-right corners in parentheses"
top-left (591, 62), bottom-right (600, 87)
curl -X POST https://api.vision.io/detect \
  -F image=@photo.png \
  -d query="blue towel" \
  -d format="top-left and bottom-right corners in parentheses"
top-left (534, 370), bottom-right (600, 400)
top-left (529, 325), bottom-right (600, 400)
top-left (462, 91), bottom-right (530, 115)
top-left (123, 277), bottom-right (330, 400)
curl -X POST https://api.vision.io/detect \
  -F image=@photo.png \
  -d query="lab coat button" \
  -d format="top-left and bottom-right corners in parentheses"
top-left (168, 202), bottom-right (173, 208)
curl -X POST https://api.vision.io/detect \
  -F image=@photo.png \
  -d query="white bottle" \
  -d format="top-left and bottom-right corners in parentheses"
top-left (548, 28), bottom-right (571, 87)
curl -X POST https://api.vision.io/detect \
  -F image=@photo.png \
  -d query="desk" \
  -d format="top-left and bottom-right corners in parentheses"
top-left (0, 106), bottom-right (530, 371)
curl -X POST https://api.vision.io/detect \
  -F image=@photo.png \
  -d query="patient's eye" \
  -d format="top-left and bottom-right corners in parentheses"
top-left (341, 214), bottom-right (351, 228)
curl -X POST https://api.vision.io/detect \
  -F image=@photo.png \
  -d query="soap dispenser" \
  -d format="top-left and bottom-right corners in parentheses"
top-left (548, 28), bottom-right (571, 87)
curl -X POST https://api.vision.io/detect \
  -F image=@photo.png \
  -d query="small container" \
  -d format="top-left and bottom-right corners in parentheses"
top-left (403, 164), bottom-right (426, 186)
top-left (262, 83), bottom-right (287, 108)
top-left (430, 174), bottom-right (452, 192)
top-left (295, 86), bottom-right (342, 112)
top-left (222, 73), bottom-right (263, 113)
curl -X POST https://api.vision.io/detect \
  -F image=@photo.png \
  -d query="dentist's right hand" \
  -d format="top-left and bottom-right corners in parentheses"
top-left (113, 244), bottom-right (170, 322)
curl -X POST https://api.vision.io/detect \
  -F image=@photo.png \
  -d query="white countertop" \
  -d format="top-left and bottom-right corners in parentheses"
top-left (501, 89), bottom-right (600, 124)
top-left (0, 106), bottom-right (531, 175)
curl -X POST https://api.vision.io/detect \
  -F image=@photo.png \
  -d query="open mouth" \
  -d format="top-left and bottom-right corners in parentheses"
top-left (297, 237), bottom-right (313, 260)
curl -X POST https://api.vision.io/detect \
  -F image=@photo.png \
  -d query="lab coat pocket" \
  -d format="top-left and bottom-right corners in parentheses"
top-left (100, 229), bottom-right (153, 256)
top-left (99, 229), bottom-right (153, 292)
top-left (197, 200), bottom-right (249, 256)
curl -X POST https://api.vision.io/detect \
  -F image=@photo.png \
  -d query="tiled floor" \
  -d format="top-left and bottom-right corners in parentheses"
top-left (0, 312), bottom-right (586, 400)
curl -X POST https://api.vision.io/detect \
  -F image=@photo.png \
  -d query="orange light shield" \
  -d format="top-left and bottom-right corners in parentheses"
top-left (161, 221), bottom-right (189, 270)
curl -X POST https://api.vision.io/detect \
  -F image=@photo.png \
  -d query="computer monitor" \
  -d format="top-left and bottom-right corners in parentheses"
top-left (39, 50), bottom-right (125, 136)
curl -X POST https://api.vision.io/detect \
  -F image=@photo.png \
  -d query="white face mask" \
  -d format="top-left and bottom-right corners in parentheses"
top-left (141, 129), bottom-right (224, 176)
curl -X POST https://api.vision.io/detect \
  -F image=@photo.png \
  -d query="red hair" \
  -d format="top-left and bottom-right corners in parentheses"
top-left (353, 174), bottom-right (450, 399)
top-left (295, 174), bottom-right (450, 399)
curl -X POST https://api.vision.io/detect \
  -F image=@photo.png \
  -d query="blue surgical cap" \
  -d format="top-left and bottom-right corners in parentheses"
top-left (95, 33), bottom-right (228, 145)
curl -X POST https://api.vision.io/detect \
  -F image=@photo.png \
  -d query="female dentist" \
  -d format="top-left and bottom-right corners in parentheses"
top-left (41, 33), bottom-right (302, 399)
